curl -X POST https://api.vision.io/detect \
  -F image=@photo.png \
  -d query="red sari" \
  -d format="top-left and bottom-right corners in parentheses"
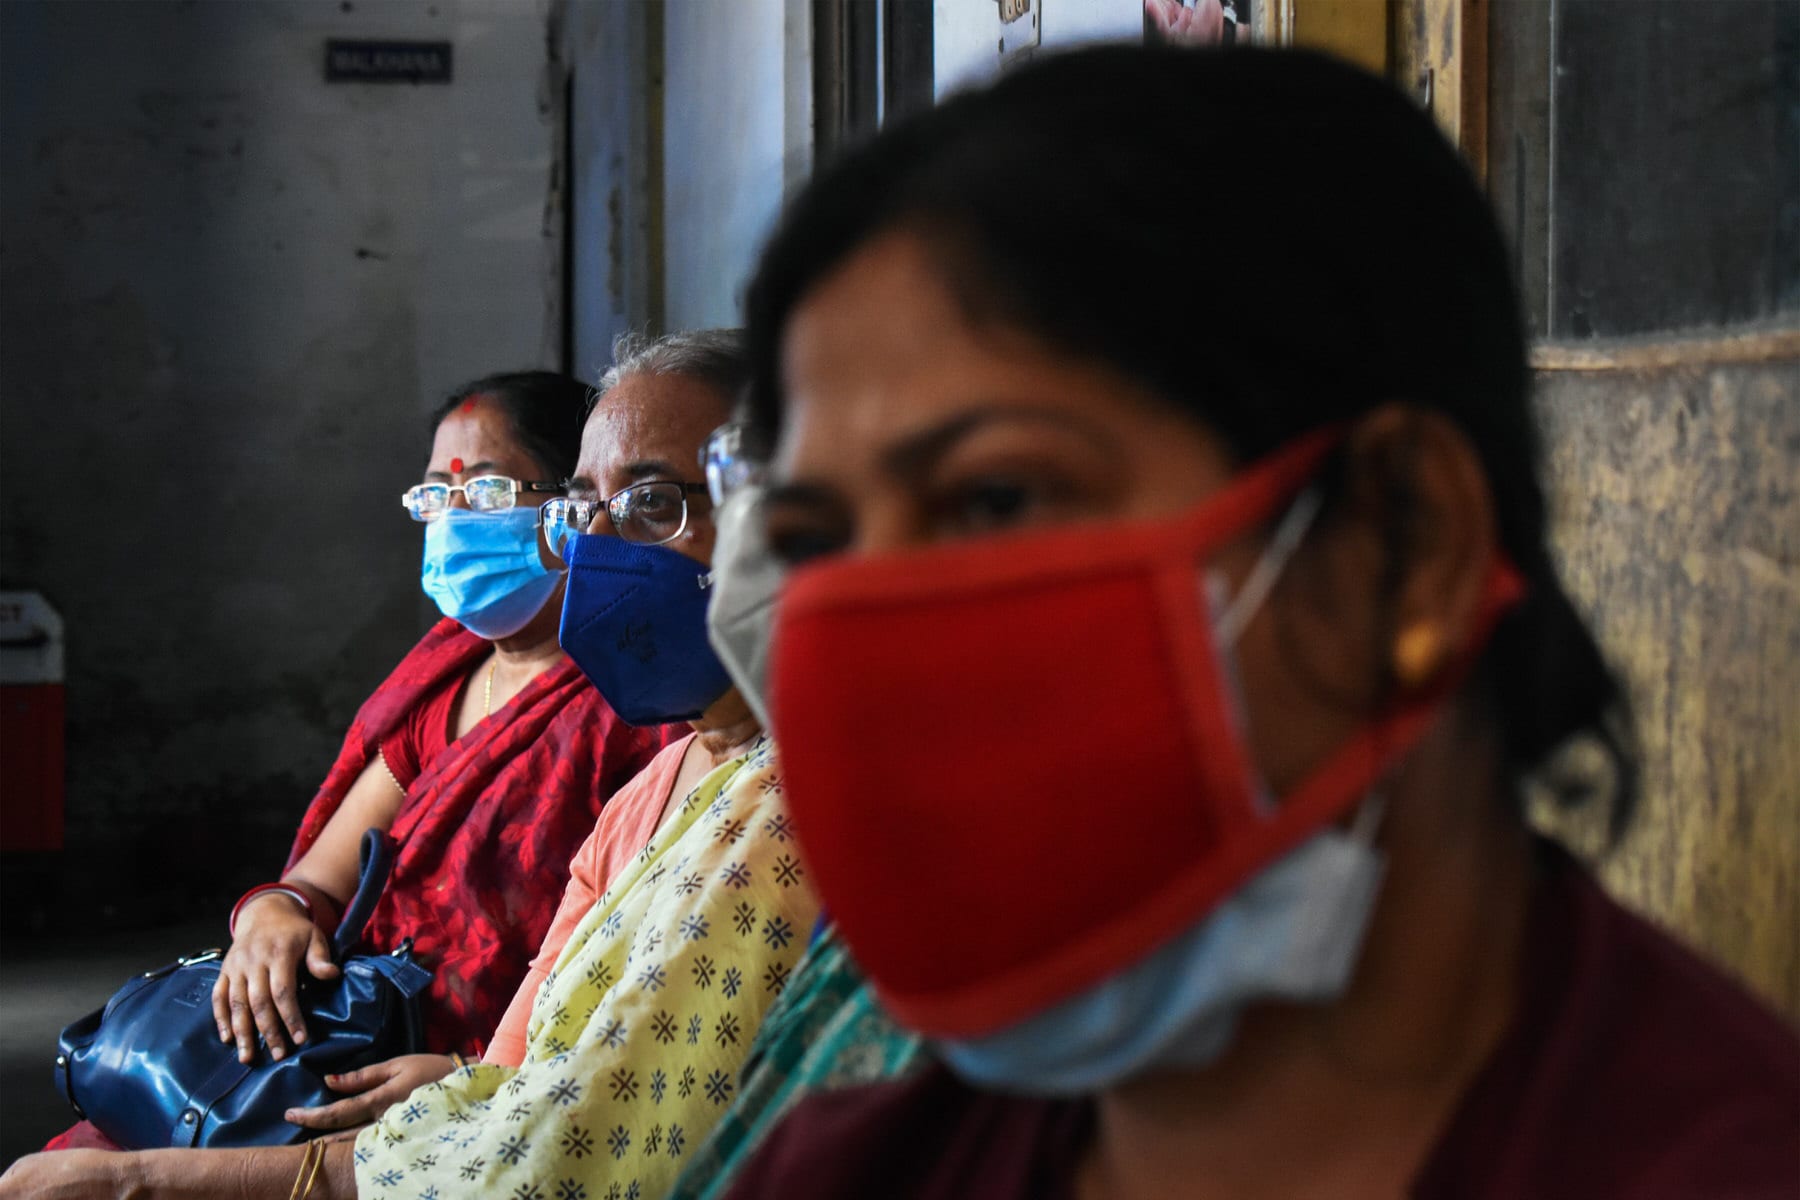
top-left (284, 618), bottom-right (672, 1054)
top-left (48, 620), bottom-right (672, 1152)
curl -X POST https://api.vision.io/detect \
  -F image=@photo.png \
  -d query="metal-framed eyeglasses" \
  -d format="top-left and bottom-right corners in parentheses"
top-left (401, 475), bottom-right (564, 522)
top-left (540, 481), bottom-right (711, 561)
top-left (701, 421), bottom-right (772, 506)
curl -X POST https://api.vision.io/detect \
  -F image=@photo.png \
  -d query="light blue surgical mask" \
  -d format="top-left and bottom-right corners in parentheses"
top-left (934, 806), bottom-right (1386, 1095)
top-left (420, 508), bottom-right (563, 640)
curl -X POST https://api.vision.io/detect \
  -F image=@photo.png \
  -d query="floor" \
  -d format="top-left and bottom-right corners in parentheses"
top-left (0, 918), bottom-right (217, 1169)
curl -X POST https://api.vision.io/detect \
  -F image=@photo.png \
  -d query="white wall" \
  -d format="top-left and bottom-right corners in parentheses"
top-left (566, 0), bottom-right (657, 378)
top-left (660, 0), bottom-right (812, 331)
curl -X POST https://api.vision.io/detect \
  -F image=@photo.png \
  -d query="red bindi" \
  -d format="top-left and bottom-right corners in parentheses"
top-left (461, 399), bottom-right (477, 414)
top-left (450, 457), bottom-right (464, 474)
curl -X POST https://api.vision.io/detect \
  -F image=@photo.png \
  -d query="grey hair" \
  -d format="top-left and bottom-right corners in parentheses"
top-left (593, 328), bottom-right (751, 406)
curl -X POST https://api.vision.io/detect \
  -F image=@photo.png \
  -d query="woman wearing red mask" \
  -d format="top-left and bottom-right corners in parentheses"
top-left (717, 46), bottom-right (1799, 1200)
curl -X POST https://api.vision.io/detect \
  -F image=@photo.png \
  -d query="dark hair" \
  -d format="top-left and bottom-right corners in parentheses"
top-left (429, 370), bottom-right (592, 482)
top-left (744, 46), bottom-right (1636, 832)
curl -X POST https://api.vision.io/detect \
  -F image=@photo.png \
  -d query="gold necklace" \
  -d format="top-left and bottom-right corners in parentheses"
top-left (484, 659), bottom-right (498, 719)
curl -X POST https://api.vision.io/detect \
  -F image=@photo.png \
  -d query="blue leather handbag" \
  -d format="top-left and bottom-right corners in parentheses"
top-left (53, 829), bottom-right (434, 1149)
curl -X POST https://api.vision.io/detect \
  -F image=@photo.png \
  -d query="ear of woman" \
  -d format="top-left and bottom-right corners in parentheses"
top-left (1310, 402), bottom-right (1504, 705)
top-left (1238, 404), bottom-right (1505, 802)
top-left (1344, 403), bottom-right (1501, 696)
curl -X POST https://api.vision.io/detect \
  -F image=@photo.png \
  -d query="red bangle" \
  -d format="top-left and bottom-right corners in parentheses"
top-left (228, 883), bottom-right (313, 938)
top-left (281, 879), bottom-right (343, 938)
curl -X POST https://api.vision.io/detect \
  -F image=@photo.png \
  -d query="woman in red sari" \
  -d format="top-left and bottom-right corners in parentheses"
top-left (48, 371), bottom-right (670, 1150)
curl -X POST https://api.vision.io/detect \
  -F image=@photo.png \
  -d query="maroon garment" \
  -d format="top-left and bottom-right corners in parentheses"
top-left (725, 841), bottom-right (1800, 1200)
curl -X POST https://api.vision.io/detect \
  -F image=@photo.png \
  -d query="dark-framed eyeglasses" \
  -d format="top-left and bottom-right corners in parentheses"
top-left (401, 475), bottom-right (563, 522)
top-left (540, 480), bottom-right (711, 560)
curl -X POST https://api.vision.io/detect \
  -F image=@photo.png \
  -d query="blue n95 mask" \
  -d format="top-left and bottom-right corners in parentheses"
top-left (420, 508), bottom-right (564, 640)
top-left (558, 532), bottom-right (734, 726)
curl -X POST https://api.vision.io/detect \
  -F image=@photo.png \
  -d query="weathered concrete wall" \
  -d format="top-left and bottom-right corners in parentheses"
top-left (566, 0), bottom-right (658, 377)
top-left (0, 0), bottom-right (561, 922)
top-left (1534, 334), bottom-right (1800, 1023)
top-left (660, 0), bottom-right (811, 331)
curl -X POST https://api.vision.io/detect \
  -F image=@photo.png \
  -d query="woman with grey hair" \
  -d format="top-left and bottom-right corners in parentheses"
top-left (596, 326), bottom-right (753, 402)
top-left (2, 329), bottom-right (821, 1200)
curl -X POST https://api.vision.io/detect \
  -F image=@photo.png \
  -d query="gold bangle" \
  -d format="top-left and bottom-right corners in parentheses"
top-left (450, 1051), bottom-right (469, 1071)
top-left (288, 1139), bottom-right (326, 1200)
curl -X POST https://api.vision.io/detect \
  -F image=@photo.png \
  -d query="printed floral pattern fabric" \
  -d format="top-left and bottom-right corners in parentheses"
top-left (355, 736), bottom-right (817, 1200)
top-left (286, 617), bottom-right (672, 1055)
top-left (668, 926), bottom-right (925, 1200)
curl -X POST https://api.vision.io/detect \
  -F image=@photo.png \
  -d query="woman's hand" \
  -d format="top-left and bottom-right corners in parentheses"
top-left (0, 1149), bottom-right (125, 1199)
top-left (284, 1054), bottom-right (459, 1131)
top-left (211, 893), bottom-right (339, 1063)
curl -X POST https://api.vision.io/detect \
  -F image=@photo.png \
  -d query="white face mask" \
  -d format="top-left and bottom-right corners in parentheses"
top-left (704, 485), bottom-right (781, 727)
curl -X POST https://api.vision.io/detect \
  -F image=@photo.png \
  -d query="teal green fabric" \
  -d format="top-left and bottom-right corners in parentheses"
top-left (668, 927), bottom-right (925, 1200)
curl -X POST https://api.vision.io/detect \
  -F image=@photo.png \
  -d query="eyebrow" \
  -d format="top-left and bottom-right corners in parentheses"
top-left (423, 459), bottom-right (501, 482)
top-left (765, 406), bottom-right (1118, 512)
top-left (878, 407), bottom-right (1116, 480)
top-left (763, 480), bottom-right (840, 511)
top-left (564, 459), bottom-right (689, 498)
top-left (618, 459), bottom-right (684, 484)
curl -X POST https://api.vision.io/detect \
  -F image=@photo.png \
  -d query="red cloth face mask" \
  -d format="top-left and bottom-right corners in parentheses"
top-left (770, 428), bottom-right (1525, 1038)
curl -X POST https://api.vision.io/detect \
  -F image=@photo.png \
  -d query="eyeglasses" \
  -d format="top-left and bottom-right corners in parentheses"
top-left (702, 422), bottom-right (771, 506)
top-left (401, 475), bottom-right (563, 522)
top-left (540, 481), bottom-right (712, 560)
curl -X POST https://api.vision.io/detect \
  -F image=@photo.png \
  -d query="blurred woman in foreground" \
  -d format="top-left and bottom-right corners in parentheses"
top-left (722, 46), bottom-right (1799, 1199)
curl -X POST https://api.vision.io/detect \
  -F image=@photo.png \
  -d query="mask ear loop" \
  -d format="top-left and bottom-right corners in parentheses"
top-left (1215, 486), bottom-right (1325, 646)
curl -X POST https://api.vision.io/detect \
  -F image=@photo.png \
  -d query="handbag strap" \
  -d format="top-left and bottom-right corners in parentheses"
top-left (331, 829), bottom-right (398, 961)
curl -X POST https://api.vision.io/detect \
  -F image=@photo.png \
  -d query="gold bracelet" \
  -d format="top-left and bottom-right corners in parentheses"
top-left (288, 1139), bottom-right (326, 1200)
top-left (450, 1051), bottom-right (469, 1071)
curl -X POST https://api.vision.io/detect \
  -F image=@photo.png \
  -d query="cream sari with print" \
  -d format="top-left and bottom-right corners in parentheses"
top-left (355, 737), bottom-right (817, 1200)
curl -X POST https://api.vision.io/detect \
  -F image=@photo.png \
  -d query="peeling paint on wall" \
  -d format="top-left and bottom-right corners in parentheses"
top-left (1535, 342), bottom-right (1800, 1023)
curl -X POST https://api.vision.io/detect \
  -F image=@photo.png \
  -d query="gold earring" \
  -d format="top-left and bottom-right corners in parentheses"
top-left (1393, 623), bottom-right (1445, 688)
